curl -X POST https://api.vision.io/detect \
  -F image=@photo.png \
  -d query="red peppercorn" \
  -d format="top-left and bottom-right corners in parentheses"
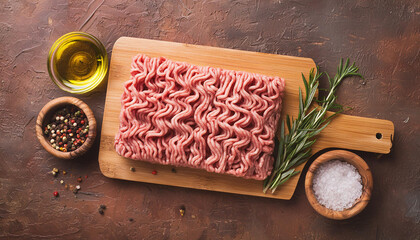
top-left (152, 170), bottom-right (157, 175)
top-left (59, 142), bottom-right (63, 146)
top-left (53, 191), bottom-right (59, 197)
top-left (71, 119), bottom-right (75, 123)
top-left (81, 120), bottom-right (85, 124)
top-left (68, 129), bottom-right (72, 133)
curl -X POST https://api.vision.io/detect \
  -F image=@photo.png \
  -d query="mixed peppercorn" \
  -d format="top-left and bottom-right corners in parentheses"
top-left (179, 205), bottom-right (185, 216)
top-left (50, 167), bottom-right (90, 199)
top-left (44, 105), bottom-right (89, 152)
top-left (98, 204), bottom-right (106, 215)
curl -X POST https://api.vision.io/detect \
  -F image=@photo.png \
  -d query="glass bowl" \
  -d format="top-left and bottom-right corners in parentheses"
top-left (47, 32), bottom-right (108, 94)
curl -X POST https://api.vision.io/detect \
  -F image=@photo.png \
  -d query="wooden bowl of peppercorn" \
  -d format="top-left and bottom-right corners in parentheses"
top-left (36, 97), bottom-right (97, 159)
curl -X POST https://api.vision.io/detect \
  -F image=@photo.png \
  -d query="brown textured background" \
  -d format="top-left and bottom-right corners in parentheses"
top-left (1, 0), bottom-right (419, 239)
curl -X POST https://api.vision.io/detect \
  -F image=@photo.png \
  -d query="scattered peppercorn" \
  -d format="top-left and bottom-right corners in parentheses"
top-left (129, 218), bottom-right (134, 222)
top-left (52, 168), bottom-right (59, 173)
top-left (130, 167), bottom-right (135, 172)
top-left (77, 177), bottom-right (83, 183)
top-left (53, 191), bottom-right (59, 197)
top-left (60, 180), bottom-right (64, 184)
top-left (76, 185), bottom-right (81, 190)
top-left (98, 204), bottom-right (106, 215)
top-left (179, 205), bottom-right (185, 216)
top-left (171, 168), bottom-right (177, 173)
top-left (152, 170), bottom-right (157, 175)
top-left (43, 105), bottom-right (89, 152)
top-left (63, 170), bottom-right (67, 175)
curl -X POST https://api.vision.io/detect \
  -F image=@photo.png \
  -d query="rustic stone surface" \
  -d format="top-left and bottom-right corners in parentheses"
top-left (0, 0), bottom-right (419, 239)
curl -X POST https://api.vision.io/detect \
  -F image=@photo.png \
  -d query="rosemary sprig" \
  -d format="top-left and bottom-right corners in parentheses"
top-left (263, 59), bottom-right (363, 194)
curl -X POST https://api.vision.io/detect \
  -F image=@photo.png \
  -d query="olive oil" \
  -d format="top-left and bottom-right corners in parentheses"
top-left (54, 39), bottom-right (104, 85)
top-left (48, 32), bottom-right (108, 93)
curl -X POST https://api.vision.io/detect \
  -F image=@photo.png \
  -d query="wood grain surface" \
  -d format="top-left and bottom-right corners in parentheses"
top-left (98, 37), bottom-right (394, 200)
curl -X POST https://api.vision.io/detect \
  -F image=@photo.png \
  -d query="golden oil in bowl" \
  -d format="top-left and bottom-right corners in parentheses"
top-left (48, 32), bottom-right (108, 94)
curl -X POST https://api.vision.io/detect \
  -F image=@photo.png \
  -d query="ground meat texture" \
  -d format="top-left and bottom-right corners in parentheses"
top-left (114, 54), bottom-right (285, 180)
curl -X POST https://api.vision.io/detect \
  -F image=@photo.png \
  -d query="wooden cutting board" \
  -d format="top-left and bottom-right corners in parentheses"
top-left (98, 37), bottom-right (394, 200)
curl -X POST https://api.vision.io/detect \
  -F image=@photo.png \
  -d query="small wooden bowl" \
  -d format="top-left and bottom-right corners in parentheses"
top-left (305, 150), bottom-right (373, 220)
top-left (36, 97), bottom-right (97, 159)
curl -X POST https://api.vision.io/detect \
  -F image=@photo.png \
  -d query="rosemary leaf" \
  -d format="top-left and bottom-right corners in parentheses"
top-left (263, 59), bottom-right (363, 194)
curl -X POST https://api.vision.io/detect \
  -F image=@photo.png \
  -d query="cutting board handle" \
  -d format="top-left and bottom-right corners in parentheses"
top-left (312, 112), bottom-right (394, 154)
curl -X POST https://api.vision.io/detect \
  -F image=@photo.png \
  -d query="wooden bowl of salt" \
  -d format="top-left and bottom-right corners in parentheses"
top-left (305, 150), bottom-right (373, 220)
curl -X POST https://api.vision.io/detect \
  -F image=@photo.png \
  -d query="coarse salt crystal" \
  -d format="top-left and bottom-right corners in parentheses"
top-left (312, 160), bottom-right (363, 211)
